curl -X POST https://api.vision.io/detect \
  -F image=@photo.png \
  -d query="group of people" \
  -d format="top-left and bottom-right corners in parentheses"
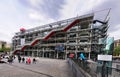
top-left (69, 53), bottom-right (86, 61)
top-left (0, 54), bottom-right (37, 64)
top-left (18, 56), bottom-right (37, 64)
top-left (7, 55), bottom-right (16, 64)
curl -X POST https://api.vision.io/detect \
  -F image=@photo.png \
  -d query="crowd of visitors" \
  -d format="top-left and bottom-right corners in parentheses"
top-left (0, 54), bottom-right (37, 64)
top-left (17, 55), bottom-right (37, 64)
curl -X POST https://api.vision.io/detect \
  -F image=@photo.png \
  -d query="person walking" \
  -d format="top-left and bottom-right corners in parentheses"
top-left (8, 56), bottom-right (13, 64)
top-left (33, 58), bottom-right (36, 64)
top-left (22, 57), bottom-right (25, 63)
top-left (27, 57), bottom-right (31, 64)
top-left (18, 56), bottom-right (21, 63)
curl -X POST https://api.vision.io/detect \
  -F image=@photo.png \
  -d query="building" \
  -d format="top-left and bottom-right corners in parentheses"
top-left (6, 43), bottom-right (11, 48)
top-left (0, 41), bottom-right (11, 53)
top-left (0, 41), bottom-right (6, 49)
top-left (12, 13), bottom-right (109, 59)
top-left (0, 41), bottom-right (11, 49)
top-left (114, 39), bottom-right (120, 48)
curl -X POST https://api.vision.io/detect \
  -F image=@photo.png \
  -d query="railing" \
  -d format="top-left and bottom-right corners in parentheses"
top-left (72, 59), bottom-right (97, 77)
top-left (71, 59), bottom-right (120, 77)
top-left (67, 58), bottom-right (91, 77)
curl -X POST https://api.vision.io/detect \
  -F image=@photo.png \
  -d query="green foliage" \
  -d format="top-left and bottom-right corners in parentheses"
top-left (0, 47), bottom-right (11, 52)
top-left (114, 45), bottom-right (120, 56)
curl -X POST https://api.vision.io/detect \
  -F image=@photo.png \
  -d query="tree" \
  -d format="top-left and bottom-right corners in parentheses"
top-left (0, 47), bottom-right (11, 52)
top-left (114, 45), bottom-right (120, 56)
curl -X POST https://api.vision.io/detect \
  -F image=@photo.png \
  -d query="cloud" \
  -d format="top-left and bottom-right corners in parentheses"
top-left (19, 0), bottom-right (65, 20)
top-left (28, 9), bottom-right (55, 25)
top-left (59, 0), bottom-right (120, 40)
top-left (0, 0), bottom-right (120, 43)
top-left (39, 0), bottom-right (65, 19)
top-left (0, 31), bottom-right (11, 43)
top-left (59, 0), bottom-right (105, 20)
top-left (91, 0), bottom-right (120, 29)
top-left (91, 0), bottom-right (120, 40)
top-left (109, 24), bottom-right (120, 40)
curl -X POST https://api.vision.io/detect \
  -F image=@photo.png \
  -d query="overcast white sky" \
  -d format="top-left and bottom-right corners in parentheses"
top-left (0, 0), bottom-right (119, 43)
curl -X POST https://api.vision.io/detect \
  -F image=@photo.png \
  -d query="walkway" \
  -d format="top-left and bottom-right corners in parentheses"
top-left (0, 58), bottom-right (74, 77)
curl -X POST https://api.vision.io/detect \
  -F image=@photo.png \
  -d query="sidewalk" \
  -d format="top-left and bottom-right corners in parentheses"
top-left (0, 57), bottom-right (74, 77)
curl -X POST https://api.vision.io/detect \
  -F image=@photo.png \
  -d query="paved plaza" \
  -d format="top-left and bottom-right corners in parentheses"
top-left (0, 58), bottom-right (74, 77)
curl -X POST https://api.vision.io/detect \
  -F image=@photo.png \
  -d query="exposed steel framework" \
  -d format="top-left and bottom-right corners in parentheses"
top-left (12, 12), bottom-right (109, 59)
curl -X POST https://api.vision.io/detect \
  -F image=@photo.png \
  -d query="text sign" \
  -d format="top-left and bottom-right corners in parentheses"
top-left (98, 55), bottom-right (112, 61)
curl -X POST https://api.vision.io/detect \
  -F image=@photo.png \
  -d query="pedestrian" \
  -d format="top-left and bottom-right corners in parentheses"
top-left (33, 58), bottom-right (36, 64)
top-left (79, 53), bottom-right (86, 61)
top-left (22, 57), bottom-right (25, 63)
top-left (18, 56), bottom-right (21, 63)
top-left (27, 57), bottom-right (31, 64)
top-left (69, 53), bottom-right (75, 58)
top-left (13, 55), bottom-right (16, 59)
top-left (26, 58), bottom-right (28, 64)
top-left (8, 56), bottom-right (13, 64)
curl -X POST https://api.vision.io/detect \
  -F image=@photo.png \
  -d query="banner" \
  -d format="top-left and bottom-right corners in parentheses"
top-left (21, 38), bottom-right (25, 46)
top-left (55, 44), bottom-right (64, 52)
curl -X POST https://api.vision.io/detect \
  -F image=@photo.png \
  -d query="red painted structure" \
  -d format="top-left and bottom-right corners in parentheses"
top-left (20, 28), bottom-right (26, 32)
top-left (13, 19), bottom-right (80, 54)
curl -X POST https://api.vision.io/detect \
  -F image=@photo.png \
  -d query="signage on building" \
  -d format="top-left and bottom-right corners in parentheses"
top-left (55, 44), bottom-right (64, 52)
top-left (97, 55), bottom-right (112, 61)
top-left (21, 38), bottom-right (25, 46)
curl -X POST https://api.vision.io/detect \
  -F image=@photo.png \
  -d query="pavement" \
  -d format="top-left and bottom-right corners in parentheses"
top-left (0, 57), bottom-right (74, 77)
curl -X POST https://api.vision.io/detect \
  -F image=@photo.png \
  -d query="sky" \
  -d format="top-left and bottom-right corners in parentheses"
top-left (0, 0), bottom-right (120, 43)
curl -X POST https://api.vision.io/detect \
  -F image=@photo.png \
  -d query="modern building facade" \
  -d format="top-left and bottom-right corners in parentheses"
top-left (12, 13), bottom-right (108, 59)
